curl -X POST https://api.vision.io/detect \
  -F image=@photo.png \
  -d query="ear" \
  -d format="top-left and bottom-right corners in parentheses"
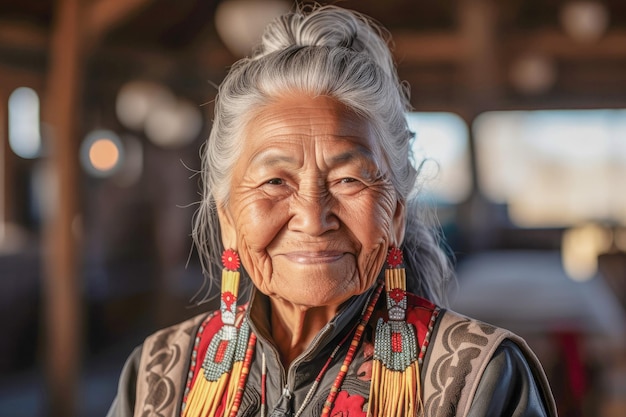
top-left (391, 198), bottom-right (406, 247)
top-left (217, 202), bottom-right (238, 250)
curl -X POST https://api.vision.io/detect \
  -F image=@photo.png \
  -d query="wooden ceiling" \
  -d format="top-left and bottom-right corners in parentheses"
top-left (1, 0), bottom-right (626, 117)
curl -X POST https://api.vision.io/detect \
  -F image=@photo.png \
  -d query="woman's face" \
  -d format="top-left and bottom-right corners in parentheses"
top-left (218, 94), bottom-right (405, 309)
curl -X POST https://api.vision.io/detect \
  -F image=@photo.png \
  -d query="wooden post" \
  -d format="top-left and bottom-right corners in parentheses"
top-left (43, 0), bottom-right (83, 415)
top-left (39, 0), bottom-right (155, 414)
top-left (456, 0), bottom-right (502, 250)
top-left (458, 0), bottom-right (501, 104)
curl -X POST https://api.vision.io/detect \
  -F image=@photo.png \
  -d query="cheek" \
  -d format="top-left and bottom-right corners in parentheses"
top-left (235, 200), bottom-right (284, 249)
top-left (231, 198), bottom-right (289, 283)
top-left (347, 193), bottom-right (396, 245)
top-left (342, 191), bottom-right (398, 284)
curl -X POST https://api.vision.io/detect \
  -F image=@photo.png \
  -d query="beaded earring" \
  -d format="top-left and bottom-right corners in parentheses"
top-left (183, 249), bottom-right (253, 417)
top-left (369, 247), bottom-right (422, 417)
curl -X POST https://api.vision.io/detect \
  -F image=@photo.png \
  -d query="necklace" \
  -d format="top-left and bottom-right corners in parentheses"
top-left (320, 282), bottom-right (382, 416)
top-left (262, 282), bottom-right (384, 417)
top-left (184, 282), bottom-right (383, 417)
top-left (228, 332), bottom-right (257, 417)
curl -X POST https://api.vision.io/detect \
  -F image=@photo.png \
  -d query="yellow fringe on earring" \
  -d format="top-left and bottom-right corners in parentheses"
top-left (368, 267), bottom-right (423, 417)
top-left (183, 268), bottom-right (249, 417)
top-left (221, 268), bottom-right (241, 323)
top-left (370, 358), bottom-right (421, 416)
top-left (183, 371), bottom-right (229, 417)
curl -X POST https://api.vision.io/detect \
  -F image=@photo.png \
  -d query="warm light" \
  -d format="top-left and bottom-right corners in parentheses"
top-left (8, 87), bottom-right (41, 158)
top-left (117, 80), bottom-right (203, 149)
top-left (80, 130), bottom-right (123, 177)
top-left (560, 1), bottom-right (609, 43)
top-left (562, 224), bottom-right (612, 281)
top-left (509, 54), bottom-right (556, 95)
top-left (89, 139), bottom-right (119, 171)
top-left (116, 81), bottom-right (174, 131)
top-left (215, 0), bottom-right (291, 57)
top-left (144, 99), bottom-right (203, 148)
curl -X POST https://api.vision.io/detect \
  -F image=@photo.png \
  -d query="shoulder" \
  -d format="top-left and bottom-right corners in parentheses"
top-left (141, 312), bottom-right (213, 356)
top-left (126, 311), bottom-right (223, 417)
top-left (465, 340), bottom-right (556, 417)
top-left (420, 307), bottom-right (557, 417)
top-left (430, 308), bottom-right (515, 351)
top-left (401, 295), bottom-right (516, 352)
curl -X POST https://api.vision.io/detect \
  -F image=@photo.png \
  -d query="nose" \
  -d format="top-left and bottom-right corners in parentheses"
top-left (288, 189), bottom-right (340, 236)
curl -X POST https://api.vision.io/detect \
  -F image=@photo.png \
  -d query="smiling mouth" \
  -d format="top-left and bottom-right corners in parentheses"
top-left (282, 251), bottom-right (346, 264)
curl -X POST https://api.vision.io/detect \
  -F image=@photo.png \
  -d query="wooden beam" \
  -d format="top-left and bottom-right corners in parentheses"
top-left (393, 29), bottom-right (626, 65)
top-left (457, 0), bottom-right (502, 107)
top-left (508, 29), bottom-right (626, 60)
top-left (42, 0), bottom-right (84, 415)
top-left (0, 20), bottom-right (47, 51)
top-left (0, 65), bottom-right (45, 92)
top-left (393, 31), bottom-right (464, 63)
top-left (2, 15), bottom-right (626, 70)
top-left (85, 0), bottom-right (155, 45)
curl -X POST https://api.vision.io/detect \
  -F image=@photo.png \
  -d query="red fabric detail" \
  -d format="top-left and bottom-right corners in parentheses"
top-left (391, 332), bottom-right (403, 353)
top-left (558, 331), bottom-right (586, 400)
top-left (216, 396), bottom-right (226, 417)
top-left (405, 294), bottom-right (436, 346)
top-left (330, 390), bottom-right (367, 417)
top-left (189, 305), bottom-right (248, 394)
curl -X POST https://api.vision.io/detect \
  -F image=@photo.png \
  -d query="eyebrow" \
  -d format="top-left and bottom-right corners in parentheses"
top-left (250, 150), bottom-right (299, 167)
top-left (329, 145), bottom-right (376, 166)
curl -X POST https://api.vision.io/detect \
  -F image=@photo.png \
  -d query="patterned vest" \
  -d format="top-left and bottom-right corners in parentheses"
top-left (132, 303), bottom-right (556, 417)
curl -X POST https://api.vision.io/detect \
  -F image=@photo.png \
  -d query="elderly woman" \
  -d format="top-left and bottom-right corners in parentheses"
top-left (108, 5), bottom-right (557, 417)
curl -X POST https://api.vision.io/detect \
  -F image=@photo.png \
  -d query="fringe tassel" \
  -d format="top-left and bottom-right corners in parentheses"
top-left (370, 361), bottom-right (421, 416)
top-left (368, 264), bottom-right (423, 417)
top-left (183, 371), bottom-right (229, 417)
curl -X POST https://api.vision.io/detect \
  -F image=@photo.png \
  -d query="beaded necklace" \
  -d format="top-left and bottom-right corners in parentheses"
top-left (292, 281), bottom-right (383, 417)
top-left (184, 282), bottom-right (383, 417)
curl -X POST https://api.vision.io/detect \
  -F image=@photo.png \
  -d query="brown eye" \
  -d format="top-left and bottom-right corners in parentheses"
top-left (267, 178), bottom-right (284, 185)
top-left (340, 177), bottom-right (357, 184)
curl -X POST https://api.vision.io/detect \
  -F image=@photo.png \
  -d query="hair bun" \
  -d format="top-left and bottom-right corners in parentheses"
top-left (255, 6), bottom-right (394, 77)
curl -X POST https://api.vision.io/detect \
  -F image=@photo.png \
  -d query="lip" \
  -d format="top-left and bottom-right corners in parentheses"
top-left (281, 251), bottom-right (346, 264)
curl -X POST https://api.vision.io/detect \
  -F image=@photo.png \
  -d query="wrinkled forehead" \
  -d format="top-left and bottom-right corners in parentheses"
top-left (242, 93), bottom-right (386, 161)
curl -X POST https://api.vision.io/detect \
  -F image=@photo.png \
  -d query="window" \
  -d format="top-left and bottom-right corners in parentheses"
top-left (474, 109), bottom-right (626, 227)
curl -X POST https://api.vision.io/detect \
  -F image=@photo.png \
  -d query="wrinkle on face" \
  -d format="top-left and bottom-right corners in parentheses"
top-left (218, 93), bottom-right (405, 313)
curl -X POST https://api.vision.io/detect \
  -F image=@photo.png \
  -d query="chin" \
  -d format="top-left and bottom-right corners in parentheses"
top-left (293, 285), bottom-right (362, 309)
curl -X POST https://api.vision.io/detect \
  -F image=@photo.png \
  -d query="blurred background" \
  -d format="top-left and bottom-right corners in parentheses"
top-left (0, 0), bottom-right (625, 416)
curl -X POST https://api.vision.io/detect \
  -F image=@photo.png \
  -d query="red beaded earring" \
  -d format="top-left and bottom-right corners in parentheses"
top-left (183, 249), bottom-right (254, 417)
top-left (369, 247), bottom-right (421, 417)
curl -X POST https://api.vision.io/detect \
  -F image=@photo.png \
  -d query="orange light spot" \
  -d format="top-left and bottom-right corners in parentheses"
top-left (89, 138), bottom-right (119, 171)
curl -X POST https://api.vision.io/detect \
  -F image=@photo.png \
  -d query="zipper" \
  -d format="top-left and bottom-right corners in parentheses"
top-left (267, 387), bottom-right (293, 417)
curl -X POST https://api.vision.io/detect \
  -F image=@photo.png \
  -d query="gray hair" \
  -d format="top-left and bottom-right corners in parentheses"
top-left (192, 5), bottom-right (452, 306)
